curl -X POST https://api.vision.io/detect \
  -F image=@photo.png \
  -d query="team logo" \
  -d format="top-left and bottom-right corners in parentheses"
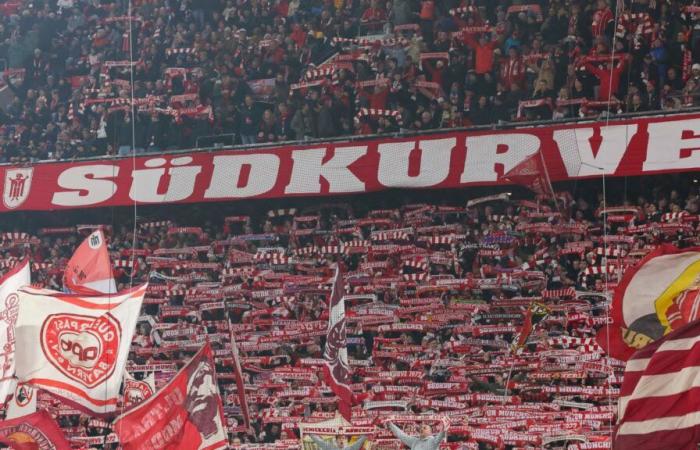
top-left (40, 313), bottom-right (121, 388)
top-left (124, 379), bottom-right (154, 407)
top-left (14, 383), bottom-right (32, 407)
top-left (2, 168), bottom-right (33, 210)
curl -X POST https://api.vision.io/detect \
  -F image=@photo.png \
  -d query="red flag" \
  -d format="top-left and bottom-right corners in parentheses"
top-left (114, 342), bottom-right (228, 450)
top-left (63, 230), bottom-right (117, 295)
top-left (616, 321), bottom-right (700, 450)
top-left (0, 410), bottom-right (71, 450)
top-left (322, 266), bottom-right (353, 420)
top-left (503, 152), bottom-right (551, 197)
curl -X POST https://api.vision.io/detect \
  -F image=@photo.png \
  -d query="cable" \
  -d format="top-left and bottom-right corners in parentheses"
top-left (127, 0), bottom-right (139, 288)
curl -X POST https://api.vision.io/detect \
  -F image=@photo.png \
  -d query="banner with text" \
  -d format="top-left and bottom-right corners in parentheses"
top-left (1, 113), bottom-right (699, 212)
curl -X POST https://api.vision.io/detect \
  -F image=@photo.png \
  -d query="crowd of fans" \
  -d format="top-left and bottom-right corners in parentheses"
top-left (0, 175), bottom-right (698, 448)
top-left (1, 0), bottom-right (700, 162)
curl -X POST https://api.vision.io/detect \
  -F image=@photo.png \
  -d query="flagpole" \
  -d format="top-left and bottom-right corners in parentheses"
top-left (538, 149), bottom-right (556, 201)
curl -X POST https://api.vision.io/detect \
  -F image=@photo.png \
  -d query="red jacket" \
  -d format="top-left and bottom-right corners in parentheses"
top-left (586, 59), bottom-right (626, 101)
top-left (463, 34), bottom-right (498, 74)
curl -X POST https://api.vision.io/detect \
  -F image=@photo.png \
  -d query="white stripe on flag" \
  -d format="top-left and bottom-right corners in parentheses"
top-left (620, 364), bottom-right (700, 419)
top-left (618, 410), bottom-right (700, 436)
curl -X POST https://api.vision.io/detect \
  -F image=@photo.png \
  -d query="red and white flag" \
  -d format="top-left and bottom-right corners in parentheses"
top-left (0, 410), bottom-right (71, 449)
top-left (14, 284), bottom-right (147, 415)
top-left (597, 245), bottom-right (700, 360)
top-left (616, 320), bottom-right (700, 450)
top-left (323, 266), bottom-right (353, 420)
top-left (114, 342), bottom-right (227, 450)
top-left (0, 259), bottom-right (30, 404)
top-left (64, 230), bottom-right (117, 295)
top-left (503, 152), bottom-right (552, 197)
top-left (123, 372), bottom-right (156, 408)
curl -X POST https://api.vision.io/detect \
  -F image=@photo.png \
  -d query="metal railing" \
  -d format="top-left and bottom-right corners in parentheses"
top-left (5, 107), bottom-right (700, 167)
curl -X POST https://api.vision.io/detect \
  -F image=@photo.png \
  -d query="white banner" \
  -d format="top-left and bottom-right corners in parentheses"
top-left (15, 284), bottom-right (147, 415)
top-left (0, 260), bottom-right (30, 404)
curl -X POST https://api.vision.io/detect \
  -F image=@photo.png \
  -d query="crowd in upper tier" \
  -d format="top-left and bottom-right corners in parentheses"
top-left (0, 0), bottom-right (699, 162)
top-left (0, 176), bottom-right (697, 448)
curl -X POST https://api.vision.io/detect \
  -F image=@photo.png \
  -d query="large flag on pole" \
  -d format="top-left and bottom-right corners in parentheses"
top-left (616, 320), bottom-right (700, 450)
top-left (0, 410), bottom-right (71, 449)
top-left (64, 230), bottom-right (117, 295)
top-left (323, 266), bottom-right (353, 420)
top-left (14, 284), bottom-right (147, 415)
top-left (114, 342), bottom-right (228, 450)
top-left (596, 245), bottom-right (700, 360)
top-left (0, 259), bottom-right (30, 405)
top-left (503, 151), bottom-right (553, 198)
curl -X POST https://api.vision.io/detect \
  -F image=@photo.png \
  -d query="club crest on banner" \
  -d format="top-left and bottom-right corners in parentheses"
top-left (2, 168), bottom-right (33, 210)
top-left (14, 383), bottom-right (32, 407)
top-left (124, 377), bottom-right (154, 408)
top-left (40, 313), bottom-right (121, 388)
top-left (0, 293), bottom-right (19, 372)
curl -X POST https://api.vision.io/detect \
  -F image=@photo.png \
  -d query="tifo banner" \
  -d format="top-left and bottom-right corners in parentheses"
top-left (1, 113), bottom-right (700, 211)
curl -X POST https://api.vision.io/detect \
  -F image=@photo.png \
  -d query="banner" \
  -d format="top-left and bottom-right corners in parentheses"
top-left (0, 113), bottom-right (700, 211)
top-left (14, 284), bottom-right (147, 415)
top-left (0, 410), bottom-right (71, 449)
top-left (323, 267), bottom-right (353, 420)
top-left (0, 259), bottom-right (30, 404)
top-left (123, 372), bottom-right (156, 408)
top-left (113, 343), bottom-right (228, 450)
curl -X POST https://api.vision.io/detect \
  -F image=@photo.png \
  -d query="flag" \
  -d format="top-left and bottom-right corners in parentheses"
top-left (0, 259), bottom-right (30, 404)
top-left (229, 330), bottom-right (250, 428)
top-left (5, 381), bottom-right (37, 419)
top-left (14, 284), bottom-right (147, 415)
top-left (323, 266), bottom-right (353, 420)
top-left (113, 343), bottom-right (227, 450)
top-left (123, 372), bottom-right (156, 408)
top-left (503, 152), bottom-right (552, 197)
top-left (596, 245), bottom-right (700, 360)
top-left (0, 410), bottom-right (71, 450)
top-left (616, 320), bottom-right (700, 450)
top-left (63, 230), bottom-right (117, 295)
top-left (512, 302), bottom-right (549, 350)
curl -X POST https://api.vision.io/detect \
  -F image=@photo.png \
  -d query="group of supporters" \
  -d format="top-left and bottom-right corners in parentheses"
top-left (2, 0), bottom-right (700, 162)
top-left (0, 175), bottom-right (695, 448)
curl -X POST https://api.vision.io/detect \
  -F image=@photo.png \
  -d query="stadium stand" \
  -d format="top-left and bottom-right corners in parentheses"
top-left (0, 0), bottom-right (699, 161)
top-left (0, 174), bottom-right (697, 448)
top-left (1, 0), bottom-right (700, 448)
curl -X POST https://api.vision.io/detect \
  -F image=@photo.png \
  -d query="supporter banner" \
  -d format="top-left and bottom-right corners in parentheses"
top-left (0, 410), bottom-right (71, 449)
top-left (114, 343), bottom-right (228, 450)
top-left (1, 113), bottom-right (700, 211)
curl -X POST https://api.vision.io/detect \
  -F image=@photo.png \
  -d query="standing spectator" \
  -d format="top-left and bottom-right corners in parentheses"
top-left (239, 95), bottom-right (258, 145)
top-left (463, 32), bottom-right (500, 76)
top-left (585, 56), bottom-right (628, 101)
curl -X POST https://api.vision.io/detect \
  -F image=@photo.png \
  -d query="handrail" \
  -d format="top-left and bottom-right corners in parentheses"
top-left (6, 107), bottom-right (700, 167)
